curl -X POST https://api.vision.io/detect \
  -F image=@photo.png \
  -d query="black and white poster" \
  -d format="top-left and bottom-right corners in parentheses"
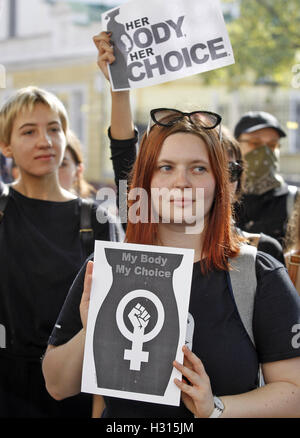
top-left (101, 0), bottom-right (235, 91)
top-left (81, 241), bottom-right (194, 406)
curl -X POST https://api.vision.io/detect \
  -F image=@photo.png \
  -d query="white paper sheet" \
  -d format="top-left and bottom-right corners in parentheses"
top-left (102, 0), bottom-right (235, 91)
top-left (82, 240), bottom-right (194, 406)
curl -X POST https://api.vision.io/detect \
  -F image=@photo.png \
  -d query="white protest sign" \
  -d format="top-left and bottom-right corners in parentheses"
top-left (101, 0), bottom-right (234, 91)
top-left (82, 240), bottom-right (194, 406)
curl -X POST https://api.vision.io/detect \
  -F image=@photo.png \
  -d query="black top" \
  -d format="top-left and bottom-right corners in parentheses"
top-left (257, 232), bottom-right (285, 265)
top-left (108, 127), bottom-right (138, 225)
top-left (0, 185), bottom-right (112, 417)
top-left (234, 185), bottom-right (298, 246)
top-left (49, 252), bottom-right (300, 418)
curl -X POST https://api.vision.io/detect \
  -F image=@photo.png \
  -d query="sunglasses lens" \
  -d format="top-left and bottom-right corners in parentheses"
top-left (152, 109), bottom-right (182, 126)
top-left (148, 109), bottom-right (222, 139)
top-left (190, 112), bottom-right (219, 128)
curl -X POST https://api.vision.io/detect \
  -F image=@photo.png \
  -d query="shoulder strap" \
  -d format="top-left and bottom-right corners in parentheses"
top-left (79, 199), bottom-right (125, 256)
top-left (0, 183), bottom-right (10, 224)
top-left (108, 219), bottom-right (125, 242)
top-left (228, 244), bottom-right (257, 348)
top-left (79, 198), bottom-right (94, 257)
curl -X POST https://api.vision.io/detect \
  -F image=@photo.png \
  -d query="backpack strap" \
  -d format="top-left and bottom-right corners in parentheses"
top-left (79, 198), bottom-right (94, 257)
top-left (79, 199), bottom-right (125, 257)
top-left (228, 244), bottom-right (257, 348)
top-left (108, 218), bottom-right (125, 242)
top-left (228, 244), bottom-right (266, 387)
top-left (0, 183), bottom-right (9, 224)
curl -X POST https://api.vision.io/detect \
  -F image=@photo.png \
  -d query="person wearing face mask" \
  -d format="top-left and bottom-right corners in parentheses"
top-left (222, 128), bottom-right (285, 265)
top-left (233, 111), bottom-right (299, 247)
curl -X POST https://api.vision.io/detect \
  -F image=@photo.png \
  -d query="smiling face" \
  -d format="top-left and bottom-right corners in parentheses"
top-left (150, 132), bottom-right (216, 228)
top-left (3, 103), bottom-right (66, 178)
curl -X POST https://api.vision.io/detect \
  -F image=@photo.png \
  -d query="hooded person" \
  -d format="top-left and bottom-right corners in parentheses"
top-left (233, 111), bottom-right (299, 247)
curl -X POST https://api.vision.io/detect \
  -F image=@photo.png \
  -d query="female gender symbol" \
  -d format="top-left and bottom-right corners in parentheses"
top-left (116, 290), bottom-right (165, 371)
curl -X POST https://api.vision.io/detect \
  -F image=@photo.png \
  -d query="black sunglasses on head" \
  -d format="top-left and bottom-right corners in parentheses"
top-left (147, 108), bottom-right (222, 137)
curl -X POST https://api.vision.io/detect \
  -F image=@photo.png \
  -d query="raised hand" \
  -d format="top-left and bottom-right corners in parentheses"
top-left (128, 303), bottom-right (150, 331)
top-left (93, 31), bottom-right (115, 81)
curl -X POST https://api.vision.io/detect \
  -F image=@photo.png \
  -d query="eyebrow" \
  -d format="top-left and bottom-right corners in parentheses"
top-left (18, 121), bottom-right (61, 130)
top-left (157, 158), bottom-right (210, 165)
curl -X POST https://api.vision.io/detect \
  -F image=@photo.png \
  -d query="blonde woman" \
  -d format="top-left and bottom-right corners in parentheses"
top-left (0, 86), bottom-right (120, 417)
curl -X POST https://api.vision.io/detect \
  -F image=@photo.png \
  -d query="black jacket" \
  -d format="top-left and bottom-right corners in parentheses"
top-left (235, 184), bottom-right (299, 247)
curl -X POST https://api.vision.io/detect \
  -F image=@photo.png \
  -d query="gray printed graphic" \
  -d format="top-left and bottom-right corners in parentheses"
top-left (93, 248), bottom-right (182, 396)
top-left (105, 8), bottom-right (133, 90)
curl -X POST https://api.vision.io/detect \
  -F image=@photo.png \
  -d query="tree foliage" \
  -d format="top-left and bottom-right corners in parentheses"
top-left (202, 0), bottom-right (300, 87)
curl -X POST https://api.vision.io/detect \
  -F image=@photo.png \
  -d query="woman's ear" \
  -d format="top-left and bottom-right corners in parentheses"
top-left (0, 141), bottom-right (13, 158)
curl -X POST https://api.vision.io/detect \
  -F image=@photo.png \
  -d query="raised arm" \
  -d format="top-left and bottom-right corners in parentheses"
top-left (93, 31), bottom-right (135, 139)
top-left (93, 31), bottom-right (138, 214)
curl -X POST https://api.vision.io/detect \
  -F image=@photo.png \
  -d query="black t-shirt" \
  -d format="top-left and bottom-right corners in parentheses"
top-left (49, 251), bottom-right (300, 418)
top-left (0, 186), bottom-right (112, 417)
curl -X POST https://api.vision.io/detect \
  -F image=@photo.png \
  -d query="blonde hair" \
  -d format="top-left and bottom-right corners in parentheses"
top-left (0, 86), bottom-right (69, 144)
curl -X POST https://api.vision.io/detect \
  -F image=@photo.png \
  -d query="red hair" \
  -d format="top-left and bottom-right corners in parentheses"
top-left (125, 118), bottom-right (243, 272)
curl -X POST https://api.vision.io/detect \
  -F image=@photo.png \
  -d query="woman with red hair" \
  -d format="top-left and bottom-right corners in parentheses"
top-left (124, 109), bottom-right (240, 274)
top-left (42, 32), bottom-right (300, 418)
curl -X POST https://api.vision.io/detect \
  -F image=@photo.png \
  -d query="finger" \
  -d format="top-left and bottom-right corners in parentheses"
top-left (173, 360), bottom-right (202, 386)
top-left (98, 39), bottom-right (114, 52)
top-left (99, 52), bottom-right (116, 66)
top-left (82, 260), bottom-right (94, 303)
top-left (174, 377), bottom-right (197, 396)
top-left (94, 36), bottom-right (113, 51)
top-left (98, 42), bottom-right (115, 62)
top-left (182, 352), bottom-right (193, 370)
top-left (93, 31), bottom-right (111, 46)
top-left (182, 345), bottom-right (206, 376)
